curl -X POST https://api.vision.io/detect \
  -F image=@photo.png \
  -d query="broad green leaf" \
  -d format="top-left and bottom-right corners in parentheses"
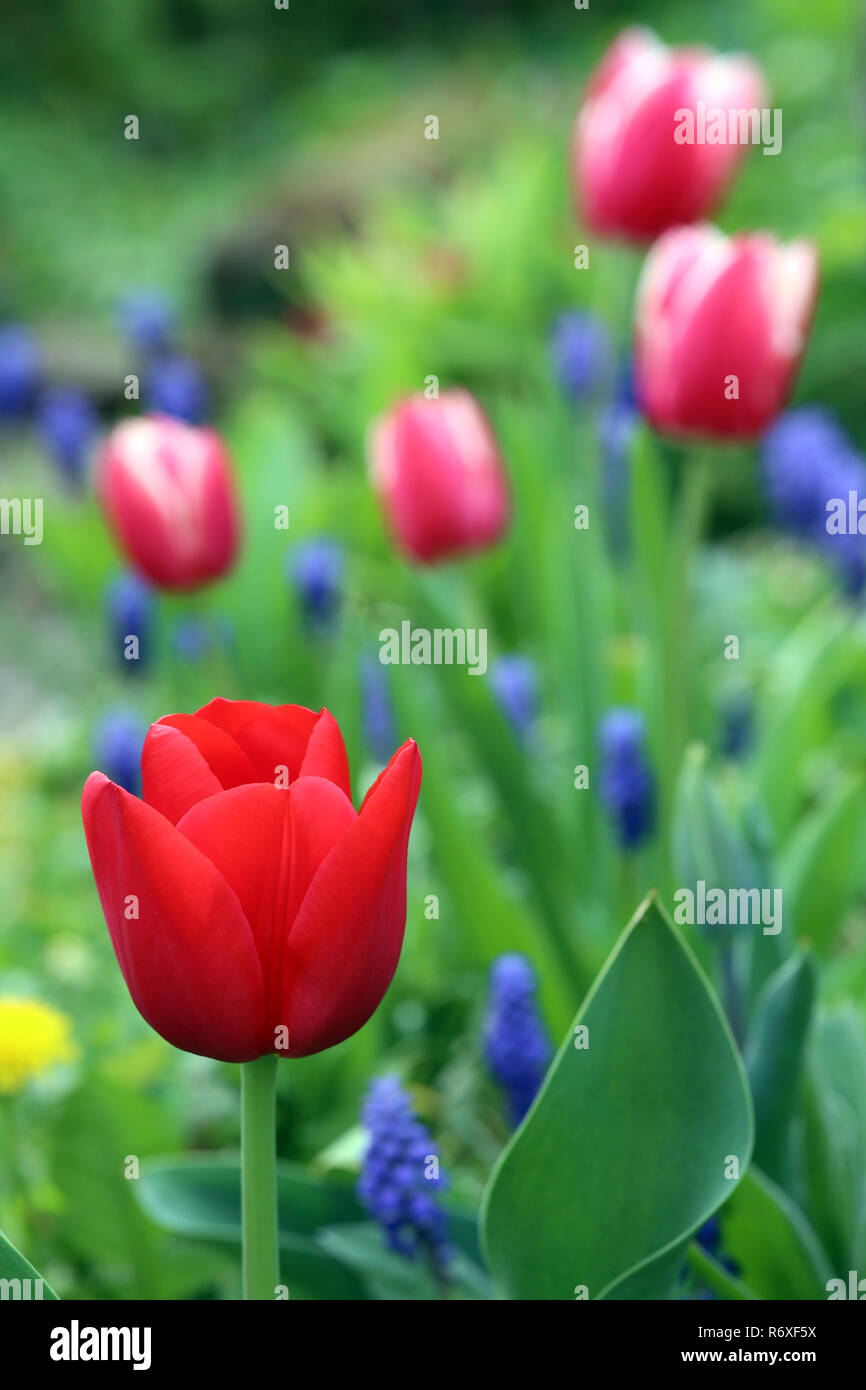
top-left (720, 1167), bottom-right (832, 1300)
top-left (136, 1155), bottom-right (367, 1300)
top-left (780, 773), bottom-right (866, 952)
top-left (745, 953), bottom-right (816, 1188)
top-left (316, 1222), bottom-right (493, 1301)
top-left (138, 1154), bottom-right (364, 1238)
top-left (481, 895), bottom-right (753, 1300)
top-left (0, 1229), bottom-right (58, 1300)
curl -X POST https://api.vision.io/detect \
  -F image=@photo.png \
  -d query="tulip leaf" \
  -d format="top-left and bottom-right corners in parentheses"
top-left (745, 952), bottom-right (816, 1189)
top-left (0, 1229), bottom-right (58, 1300)
top-left (802, 1007), bottom-right (866, 1271)
top-left (316, 1223), bottom-right (493, 1300)
top-left (136, 1155), bottom-right (368, 1299)
top-left (672, 744), bottom-right (764, 913)
top-left (136, 1154), bottom-right (485, 1300)
top-left (719, 1167), bottom-right (832, 1300)
top-left (780, 773), bottom-right (866, 952)
top-left (480, 894), bottom-right (753, 1299)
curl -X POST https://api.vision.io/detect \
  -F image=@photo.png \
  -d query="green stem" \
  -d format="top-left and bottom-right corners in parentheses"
top-left (660, 453), bottom-right (713, 898)
top-left (241, 1054), bottom-right (279, 1301)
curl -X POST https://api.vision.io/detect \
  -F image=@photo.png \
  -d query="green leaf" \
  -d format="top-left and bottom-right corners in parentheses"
top-left (720, 1167), bottom-right (832, 1300)
top-left (802, 1007), bottom-right (866, 1270)
top-left (136, 1154), bottom-right (368, 1299)
top-left (672, 745), bottom-right (764, 917)
top-left (0, 1229), bottom-right (58, 1300)
top-left (745, 953), bottom-right (816, 1189)
top-left (780, 773), bottom-right (866, 952)
top-left (316, 1223), bottom-right (493, 1301)
top-left (480, 895), bottom-right (753, 1300)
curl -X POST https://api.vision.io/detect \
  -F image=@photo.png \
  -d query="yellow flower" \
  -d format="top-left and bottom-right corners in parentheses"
top-left (0, 998), bottom-right (77, 1094)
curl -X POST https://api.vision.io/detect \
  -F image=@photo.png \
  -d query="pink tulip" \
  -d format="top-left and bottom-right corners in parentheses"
top-left (369, 390), bottom-right (509, 563)
top-left (98, 415), bottom-right (240, 590)
top-left (573, 27), bottom-right (767, 241)
top-left (634, 224), bottom-right (819, 440)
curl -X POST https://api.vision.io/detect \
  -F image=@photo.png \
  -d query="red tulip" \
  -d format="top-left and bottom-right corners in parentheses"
top-left (82, 700), bottom-right (422, 1062)
top-left (572, 27), bottom-right (766, 241)
top-left (97, 415), bottom-right (240, 590)
top-left (634, 224), bottom-right (819, 440)
top-left (369, 390), bottom-right (509, 563)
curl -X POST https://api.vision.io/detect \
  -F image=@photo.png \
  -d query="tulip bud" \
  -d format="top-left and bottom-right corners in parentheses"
top-left (634, 225), bottom-right (818, 440)
top-left (369, 390), bottom-right (509, 564)
top-left (572, 27), bottom-right (766, 241)
top-left (96, 415), bottom-right (240, 590)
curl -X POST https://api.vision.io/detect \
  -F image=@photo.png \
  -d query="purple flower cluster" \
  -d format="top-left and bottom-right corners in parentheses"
top-left (288, 538), bottom-right (344, 631)
top-left (93, 711), bottom-right (146, 796)
top-left (761, 407), bottom-right (866, 597)
top-left (549, 312), bottom-right (613, 400)
top-left (489, 655), bottom-right (538, 740)
top-left (598, 707), bottom-right (655, 851)
top-left (483, 953), bottom-right (552, 1127)
top-left (106, 572), bottom-right (153, 673)
top-left (357, 1076), bottom-right (451, 1271)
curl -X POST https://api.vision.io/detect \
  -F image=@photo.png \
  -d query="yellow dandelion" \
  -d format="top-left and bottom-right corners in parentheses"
top-left (0, 998), bottom-right (77, 1095)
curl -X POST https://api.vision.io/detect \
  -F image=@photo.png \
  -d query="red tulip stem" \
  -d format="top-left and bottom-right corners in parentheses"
top-left (241, 1054), bottom-right (279, 1300)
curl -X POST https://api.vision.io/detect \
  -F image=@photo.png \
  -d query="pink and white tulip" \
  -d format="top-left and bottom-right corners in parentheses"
top-left (572, 27), bottom-right (767, 241)
top-left (634, 224), bottom-right (819, 440)
top-left (369, 391), bottom-right (509, 564)
top-left (98, 415), bottom-right (240, 590)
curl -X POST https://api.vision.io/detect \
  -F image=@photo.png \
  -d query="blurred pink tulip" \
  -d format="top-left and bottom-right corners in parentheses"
top-left (572, 27), bottom-right (767, 241)
top-left (98, 415), bottom-right (240, 590)
top-left (634, 224), bottom-right (819, 440)
top-left (369, 390), bottom-right (509, 563)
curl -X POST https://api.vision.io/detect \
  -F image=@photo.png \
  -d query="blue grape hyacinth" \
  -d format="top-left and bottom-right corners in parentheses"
top-left (549, 312), bottom-right (613, 400)
top-left (483, 954), bottom-right (552, 1127)
top-left (357, 1076), bottom-right (451, 1274)
top-left (146, 355), bottom-right (209, 424)
top-left (288, 538), bottom-right (344, 631)
top-left (761, 406), bottom-right (866, 597)
top-left (93, 711), bottom-right (146, 796)
top-left (106, 572), bottom-right (153, 672)
top-left (118, 289), bottom-right (176, 355)
top-left (489, 654), bottom-right (539, 740)
top-left (361, 653), bottom-right (396, 764)
top-left (37, 386), bottom-right (98, 486)
top-left (598, 707), bottom-right (655, 851)
top-left (0, 325), bottom-right (40, 420)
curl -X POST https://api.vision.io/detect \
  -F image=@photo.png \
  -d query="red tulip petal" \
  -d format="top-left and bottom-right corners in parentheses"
top-left (280, 740), bottom-right (421, 1056)
top-left (177, 779), bottom-right (356, 1041)
top-left (298, 708), bottom-right (352, 799)
top-left (156, 712), bottom-right (258, 789)
top-left (141, 723), bottom-right (223, 824)
top-left (196, 698), bottom-right (318, 784)
top-left (195, 698), bottom-right (275, 738)
top-left (81, 772), bottom-right (266, 1062)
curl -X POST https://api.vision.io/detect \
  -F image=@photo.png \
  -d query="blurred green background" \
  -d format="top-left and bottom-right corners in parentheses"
top-left (1, 0), bottom-right (865, 1300)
